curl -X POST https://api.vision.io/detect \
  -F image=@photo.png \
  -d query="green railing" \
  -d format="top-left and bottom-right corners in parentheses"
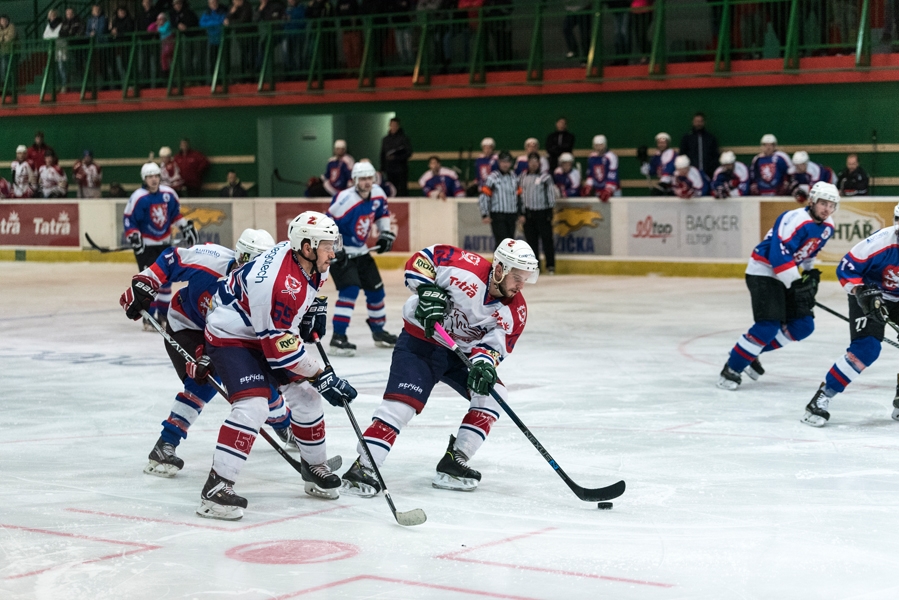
top-left (0, 0), bottom-right (882, 106)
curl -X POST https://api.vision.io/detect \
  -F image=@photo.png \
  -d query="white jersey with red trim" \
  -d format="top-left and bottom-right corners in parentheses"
top-left (38, 164), bottom-right (68, 197)
top-left (402, 244), bottom-right (527, 367)
top-left (11, 160), bottom-right (35, 198)
top-left (205, 241), bottom-right (328, 378)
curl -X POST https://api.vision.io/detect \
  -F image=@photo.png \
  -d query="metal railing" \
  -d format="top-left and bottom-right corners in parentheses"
top-left (0, 0), bottom-right (882, 106)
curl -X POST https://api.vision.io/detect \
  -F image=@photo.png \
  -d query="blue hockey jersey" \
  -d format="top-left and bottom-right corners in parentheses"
top-left (649, 148), bottom-right (676, 183)
top-left (711, 162), bottom-right (750, 197)
top-left (750, 151), bottom-right (792, 195)
top-left (585, 151), bottom-right (620, 193)
top-left (474, 154), bottom-right (498, 187)
top-left (837, 226), bottom-right (899, 301)
top-left (328, 184), bottom-right (391, 257)
top-left (553, 166), bottom-right (582, 197)
top-left (322, 155), bottom-right (354, 196)
top-left (746, 206), bottom-right (835, 286)
top-left (123, 185), bottom-right (185, 245)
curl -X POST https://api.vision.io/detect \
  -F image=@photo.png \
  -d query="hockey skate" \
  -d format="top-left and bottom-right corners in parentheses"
top-left (716, 364), bottom-right (742, 391)
top-left (301, 458), bottom-right (341, 499)
top-left (801, 383), bottom-right (831, 427)
top-left (433, 435), bottom-right (481, 492)
top-left (744, 358), bottom-right (765, 381)
top-left (341, 458), bottom-right (381, 497)
top-left (892, 375), bottom-right (899, 421)
top-left (143, 437), bottom-right (184, 478)
top-left (330, 334), bottom-right (356, 357)
top-left (142, 317), bottom-right (154, 332)
top-left (274, 426), bottom-right (298, 450)
top-left (196, 470), bottom-right (247, 521)
top-left (368, 319), bottom-right (397, 348)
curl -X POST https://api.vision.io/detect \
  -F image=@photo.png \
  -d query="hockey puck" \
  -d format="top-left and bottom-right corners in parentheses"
top-left (597, 502), bottom-right (613, 510)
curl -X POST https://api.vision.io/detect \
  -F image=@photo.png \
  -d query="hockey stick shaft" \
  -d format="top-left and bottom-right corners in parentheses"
top-left (138, 310), bottom-right (308, 474)
top-left (432, 323), bottom-right (625, 502)
top-left (312, 334), bottom-right (426, 526)
top-left (85, 232), bottom-right (131, 253)
top-left (814, 301), bottom-right (899, 350)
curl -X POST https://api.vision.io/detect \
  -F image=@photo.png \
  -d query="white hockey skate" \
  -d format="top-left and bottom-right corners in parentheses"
top-left (716, 364), bottom-right (742, 391)
top-left (801, 383), bottom-right (831, 427)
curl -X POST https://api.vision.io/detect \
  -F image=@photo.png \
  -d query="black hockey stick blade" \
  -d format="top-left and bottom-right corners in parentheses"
top-left (85, 232), bottom-right (130, 253)
top-left (572, 479), bottom-right (626, 502)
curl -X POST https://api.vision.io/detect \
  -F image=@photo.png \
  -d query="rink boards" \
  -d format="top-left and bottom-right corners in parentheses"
top-left (1, 196), bottom-right (895, 278)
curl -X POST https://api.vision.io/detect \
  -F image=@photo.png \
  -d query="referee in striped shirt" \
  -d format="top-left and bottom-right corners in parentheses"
top-left (478, 151), bottom-right (523, 248)
top-left (520, 152), bottom-right (557, 274)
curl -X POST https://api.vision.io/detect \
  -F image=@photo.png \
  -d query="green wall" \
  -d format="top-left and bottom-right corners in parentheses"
top-left (2, 82), bottom-right (898, 194)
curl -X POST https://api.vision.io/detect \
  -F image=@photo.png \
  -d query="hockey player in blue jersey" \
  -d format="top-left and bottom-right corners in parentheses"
top-left (553, 152), bottom-right (581, 197)
top-left (514, 138), bottom-right (549, 176)
top-left (789, 151), bottom-right (836, 203)
top-left (474, 137), bottom-right (499, 189)
top-left (647, 132), bottom-right (676, 193)
top-left (322, 139), bottom-right (355, 196)
top-left (119, 229), bottom-right (304, 476)
top-left (802, 203), bottom-right (899, 427)
top-left (585, 135), bottom-right (620, 201)
top-left (671, 155), bottom-right (711, 198)
top-left (711, 151), bottom-right (750, 198)
top-left (718, 182), bottom-right (839, 390)
top-left (419, 156), bottom-right (465, 200)
top-left (749, 134), bottom-right (793, 195)
top-left (123, 162), bottom-right (198, 329)
top-left (327, 160), bottom-right (399, 356)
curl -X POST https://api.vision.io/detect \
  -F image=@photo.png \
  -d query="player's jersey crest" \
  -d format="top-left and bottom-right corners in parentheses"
top-left (282, 274), bottom-right (304, 300)
top-left (795, 238), bottom-right (822, 262)
top-left (355, 215), bottom-right (372, 240)
top-left (760, 163), bottom-right (776, 182)
top-left (882, 266), bottom-right (899, 290)
top-left (150, 204), bottom-right (168, 229)
top-left (593, 165), bottom-right (605, 180)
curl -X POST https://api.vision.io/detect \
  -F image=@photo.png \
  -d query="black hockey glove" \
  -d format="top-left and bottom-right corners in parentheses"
top-left (414, 283), bottom-right (449, 339)
top-left (299, 296), bottom-right (328, 343)
top-left (467, 360), bottom-right (498, 396)
top-left (375, 230), bottom-right (396, 254)
top-left (331, 249), bottom-right (349, 269)
top-left (119, 274), bottom-right (158, 320)
top-left (790, 269), bottom-right (820, 314)
top-left (181, 220), bottom-right (199, 247)
top-left (186, 353), bottom-right (214, 385)
top-left (127, 231), bottom-right (145, 253)
top-left (856, 286), bottom-right (886, 324)
top-left (311, 366), bottom-right (358, 407)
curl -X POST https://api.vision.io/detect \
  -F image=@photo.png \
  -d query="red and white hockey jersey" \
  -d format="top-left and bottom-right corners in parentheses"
top-left (402, 244), bottom-right (527, 366)
top-left (73, 161), bottom-right (103, 197)
top-left (206, 241), bottom-right (328, 378)
top-left (160, 161), bottom-right (184, 191)
top-left (11, 160), bottom-right (35, 198)
top-left (38, 164), bottom-right (68, 198)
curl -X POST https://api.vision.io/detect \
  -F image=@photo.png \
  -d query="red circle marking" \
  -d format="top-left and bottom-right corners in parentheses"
top-left (226, 539), bottom-right (360, 565)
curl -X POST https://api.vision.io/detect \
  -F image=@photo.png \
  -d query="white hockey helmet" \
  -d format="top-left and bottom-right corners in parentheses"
top-left (158, 146), bottom-right (172, 158)
top-left (593, 134), bottom-right (607, 148)
top-left (524, 137), bottom-right (539, 150)
top-left (288, 211), bottom-right (341, 252)
top-left (894, 203), bottom-right (899, 228)
top-left (654, 132), bottom-right (671, 143)
top-left (235, 228), bottom-right (275, 263)
top-left (493, 238), bottom-right (539, 284)
top-left (761, 133), bottom-right (777, 145)
top-left (559, 152), bottom-right (575, 164)
top-left (481, 137), bottom-right (496, 149)
top-left (674, 155), bottom-right (691, 170)
top-left (808, 181), bottom-right (840, 211)
top-left (351, 160), bottom-right (377, 183)
top-left (141, 162), bottom-right (162, 179)
top-left (333, 139), bottom-right (347, 150)
top-left (792, 150), bottom-right (809, 165)
top-left (15, 144), bottom-right (27, 154)
top-left (719, 151), bottom-right (736, 165)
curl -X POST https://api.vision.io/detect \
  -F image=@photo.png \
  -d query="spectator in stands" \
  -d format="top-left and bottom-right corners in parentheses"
top-left (148, 12), bottom-right (176, 74)
top-left (553, 152), bottom-right (581, 197)
top-left (679, 112), bottom-right (719, 178)
top-left (515, 138), bottom-right (549, 175)
top-left (159, 146), bottom-right (185, 192)
top-left (648, 132), bottom-right (676, 192)
top-left (472, 137), bottom-right (498, 194)
top-left (486, 0), bottom-right (513, 65)
top-left (12, 145), bottom-right (36, 198)
top-left (174, 138), bottom-right (210, 196)
top-left (87, 5), bottom-right (112, 83)
top-left (73, 150), bottom-right (103, 198)
top-left (254, 0), bottom-right (285, 71)
top-left (672, 155), bottom-right (710, 198)
top-left (283, 0), bottom-right (307, 72)
top-left (137, 0), bottom-right (160, 82)
top-left (419, 156), bottom-right (464, 200)
top-left (61, 8), bottom-right (86, 88)
top-left (27, 132), bottom-right (53, 170)
top-left (479, 151), bottom-right (522, 245)
top-left (323, 139), bottom-right (355, 196)
top-left (225, 0), bottom-right (255, 76)
top-left (788, 151), bottom-right (836, 202)
top-left (630, 0), bottom-right (653, 61)
top-left (220, 169), bottom-right (248, 197)
top-left (607, 0), bottom-right (630, 64)
top-left (711, 151), bottom-right (749, 198)
top-left (837, 153), bottom-right (869, 197)
top-left (390, 0), bottom-right (415, 65)
top-left (563, 3), bottom-right (590, 60)
top-left (307, 0), bottom-right (337, 70)
top-left (749, 133), bottom-right (792, 195)
top-left (336, 0), bottom-right (362, 70)
top-left (109, 6), bottom-right (135, 81)
top-left (171, 0), bottom-right (200, 76)
top-left (108, 181), bottom-right (129, 198)
top-left (38, 152), bottom-right (68, 198)
top-left (545, 117), bottom-right (575, 171)
top-left (0, 15), bottom-right (14, 87)
top-left (43, 10), bottom-right (66, 91)
top-left (200, 0), bottom-right (228, 76)
top-left (380, 117), bottom-right (413, 196)
top-left (520, 151), bottom-right (557, 274)
top-left (585, 135), bottom-right (619, 201)
top-left (417, 0), bottom-right (452, 72)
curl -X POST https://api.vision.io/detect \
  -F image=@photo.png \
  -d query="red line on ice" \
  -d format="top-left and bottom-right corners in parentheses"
top-left (66, 505), bottom-right (349, 531)
top-left (271, 574), bottom-right (542, 599)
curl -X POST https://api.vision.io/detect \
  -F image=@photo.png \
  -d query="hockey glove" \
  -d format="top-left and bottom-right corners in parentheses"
top-left (120, 274), bottom-right (158, 320)
top-left (790, 269), bottom-right (820, 315)
top-left (856, 286), bottom-right (887, 324)
top-left (299, 296), bottom-right (328, 343)
top-left (467, 360), bottom-right (498, 396)
top-left (375, 230), bottom-right (397, 254)
top-left (185, 350), bottom-right (214, 385)
top-left (127, 231), bottom-right (145, 253)
top-left (311, 366), bottom-right (358, 407)
top-left (331, 249), bottom-right (349, 269)
top-left (598, 187), bottom-right (614, 202)
top-left (181, 220), bottom-right (199, 247)
top-left (414, 283), bottom-right (449, 339)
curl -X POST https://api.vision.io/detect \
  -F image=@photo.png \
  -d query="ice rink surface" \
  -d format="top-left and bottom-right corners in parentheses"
top-left (3, 261), bottom-right (899, 600)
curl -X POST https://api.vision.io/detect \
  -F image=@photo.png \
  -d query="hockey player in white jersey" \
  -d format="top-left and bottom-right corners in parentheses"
top-left (341, 239), bottom-right (537, 495)
top-left (198, 212), bottom-right (357, 520)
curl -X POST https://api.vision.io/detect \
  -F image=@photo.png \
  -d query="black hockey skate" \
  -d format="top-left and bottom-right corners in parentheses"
top-left (274, 425), bottom-right (298, 450)
top-left (433, 435), bottom-right (481, 492)
top-left (301, 458), bottom-right (341, 499)
top-left (196, 470), bottom-right (248, 521)
top-left (330, 334), bottom-right (356, 357)
top-left (801, 383), bottom-right (831, 428)
top-left (716, 363), bottom-right (742, 391)
top-left (368, 319), bottom-right (397, 348)
top-left (341, 458), bottom-right (381, 498)
top-left (143, 437), bottom-right (184, 478)
top-left (744, 358), bottom-right (765, 381)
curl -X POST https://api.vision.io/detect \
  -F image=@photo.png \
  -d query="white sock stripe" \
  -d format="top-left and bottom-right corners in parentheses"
top-left (170, 404), bottom-right (200, 423)
top-left (774, 329), bottom-right (793, 347)
top-left (367, 308), bottom-right (387, 319)
top-left (834, 355), bottom-right (863, 379)
top-left (736, 336), bottom-right (763, 356)
top-left (334, 306), bottom-right (355, 318)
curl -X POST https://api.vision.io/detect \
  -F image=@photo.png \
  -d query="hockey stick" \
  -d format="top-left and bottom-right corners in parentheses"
top-left (136, 310), bottom-right (341, 475)
top-left (85, 232), bottom-right (131, 253)
top-left (272, 168), bottom-right (308, 187)
top-left (814, 301), bottom-right (899, 350)
top-left (312, 334), bottom-right (427, 527)
top-left (433, 323), bottom-right (626, 503)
